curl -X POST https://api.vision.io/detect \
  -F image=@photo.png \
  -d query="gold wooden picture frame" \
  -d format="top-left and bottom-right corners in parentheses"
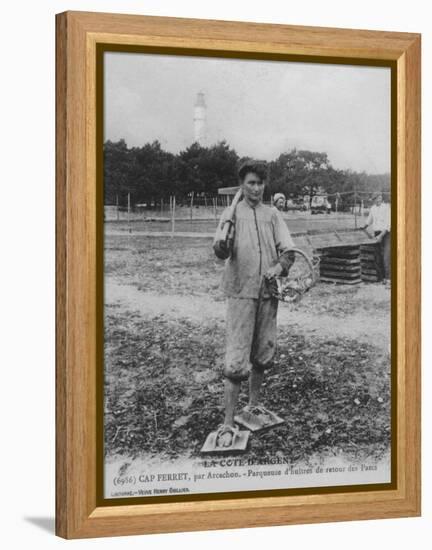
top-left (56, 11), bottom-right (421, 539)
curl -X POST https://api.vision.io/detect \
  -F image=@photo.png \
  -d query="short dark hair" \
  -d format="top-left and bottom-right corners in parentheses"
top-left (238, 160), bottom-right (267, 182)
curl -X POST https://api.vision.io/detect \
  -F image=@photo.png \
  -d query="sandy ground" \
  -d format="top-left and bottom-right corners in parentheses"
top-left (105, 279), bottom-right (390, 352)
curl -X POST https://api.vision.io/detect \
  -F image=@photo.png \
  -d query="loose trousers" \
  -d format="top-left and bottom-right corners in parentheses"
top-left (375, 230), bottom-right (391, 280)
top-left (224, 296), bottom-right (278, 382)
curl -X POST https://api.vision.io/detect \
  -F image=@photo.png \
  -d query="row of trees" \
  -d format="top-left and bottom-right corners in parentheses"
top-left (104, 139), bottom-right (390, 208)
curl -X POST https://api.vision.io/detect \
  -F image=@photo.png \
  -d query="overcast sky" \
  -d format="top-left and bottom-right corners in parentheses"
top-left (105, 52), bottom-right (391, 174)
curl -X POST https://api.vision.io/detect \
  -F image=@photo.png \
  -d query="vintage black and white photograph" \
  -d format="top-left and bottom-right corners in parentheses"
top-left (102, 51), bottom-right (392, 499)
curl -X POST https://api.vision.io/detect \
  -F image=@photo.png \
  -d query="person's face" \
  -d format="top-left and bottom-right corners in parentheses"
top-left (241, 172), bottom-right (265, 206)
top-left (375, 194), bottom-right (383, 206)
top-left (275, 199), bottom-right (284, 211)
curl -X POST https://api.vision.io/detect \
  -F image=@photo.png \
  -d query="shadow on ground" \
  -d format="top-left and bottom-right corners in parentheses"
top-left (24, 517), bottom-right (55, 534)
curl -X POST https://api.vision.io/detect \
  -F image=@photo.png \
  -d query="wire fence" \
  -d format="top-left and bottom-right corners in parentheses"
top-left (104, 191), bottom-right (392, 237)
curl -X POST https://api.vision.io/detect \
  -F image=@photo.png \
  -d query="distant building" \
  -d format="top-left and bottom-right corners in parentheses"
top-left (193, 92), bottom-right (206, 145)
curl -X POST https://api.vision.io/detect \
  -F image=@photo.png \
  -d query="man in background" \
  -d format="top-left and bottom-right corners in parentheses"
top-left (273, 192), bottom-right (286, 212)
top-left (362, 192), bottom-right (391, 285)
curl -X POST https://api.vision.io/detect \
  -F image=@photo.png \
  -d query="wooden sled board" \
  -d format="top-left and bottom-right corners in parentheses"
top-left (234, 410), bottom-right (285, 432)
top-left (200, 429), bottom-right (250, 454)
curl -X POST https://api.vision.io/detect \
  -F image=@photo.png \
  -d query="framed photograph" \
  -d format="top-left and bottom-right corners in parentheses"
top-left (56, 11), bottom-right (421, 539)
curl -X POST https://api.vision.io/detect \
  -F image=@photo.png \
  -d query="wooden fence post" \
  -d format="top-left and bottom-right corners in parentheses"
top-left (190, 191), bottom-right (194, 221)
top-left (171, 195), bottom-right (176, 237)
top-left (127, 192), bottom-right (131, 233)
top-left (213, 197), bottom-right (217, 221)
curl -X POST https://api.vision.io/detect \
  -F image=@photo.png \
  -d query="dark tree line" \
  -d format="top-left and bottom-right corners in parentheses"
top-left (104, 139), bottom-right (390, 208)
top-left (104, 139), bottom-right (239, 207)
top-left (268, 150), bottom-right (390, 208)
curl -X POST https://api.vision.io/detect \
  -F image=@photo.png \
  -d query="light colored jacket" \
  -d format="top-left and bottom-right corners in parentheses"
top-left (366, 203), bottom-right (391, 232)
top-left (214, 200), bottom-right (294, 298)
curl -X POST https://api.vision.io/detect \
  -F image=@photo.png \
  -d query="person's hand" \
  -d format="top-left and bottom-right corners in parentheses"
top-left (280, 250), bottom-right (295, 276)
top-left (264, 264), bottom-right (283, 280)
top-left (213, 239), bottom-right (230, 260)
top-left (375, 230), bottom-right (387, 243)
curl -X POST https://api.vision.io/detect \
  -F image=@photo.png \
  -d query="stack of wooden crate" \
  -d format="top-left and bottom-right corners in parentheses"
top-left (292, 228), bottom-right (382, 286)
top-left (359, 242), bottom-right (382, 282)
top-left (317, 245), bottom-right (362, 285)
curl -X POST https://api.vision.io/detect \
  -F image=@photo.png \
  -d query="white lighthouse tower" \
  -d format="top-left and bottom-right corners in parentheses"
top-left (193, 92), bottom-right (206, 145)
